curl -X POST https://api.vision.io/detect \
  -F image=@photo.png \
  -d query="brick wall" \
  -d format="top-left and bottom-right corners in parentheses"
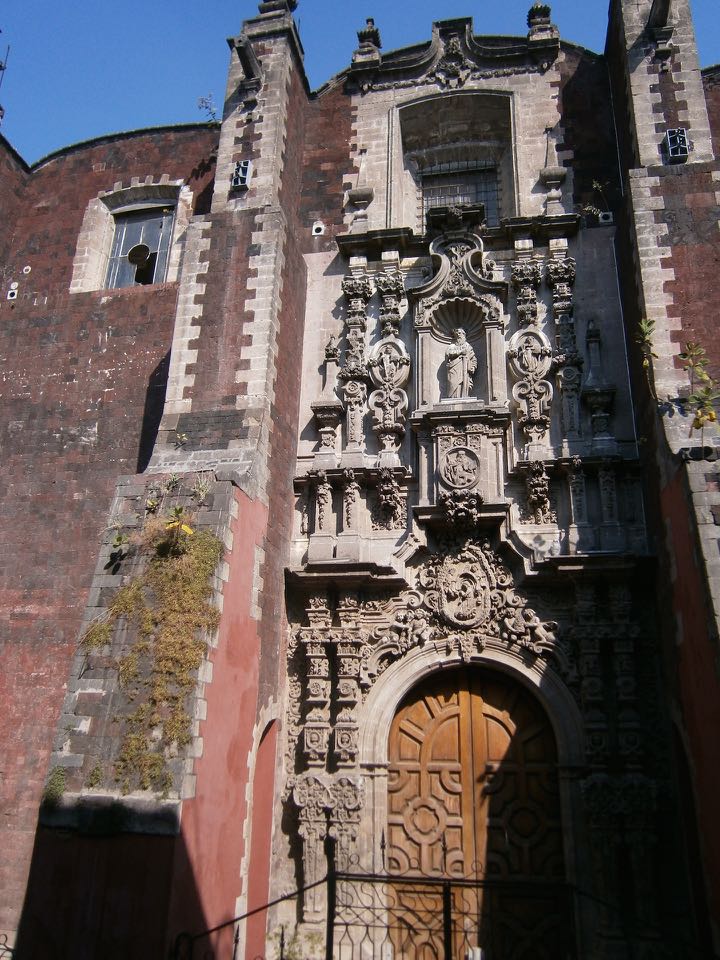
top-left (0, 124), bottom-right (218, 942)
top-left (703, 66), bottom-right (720, 158)
top-left (0, 136), bottom-right (28, 269)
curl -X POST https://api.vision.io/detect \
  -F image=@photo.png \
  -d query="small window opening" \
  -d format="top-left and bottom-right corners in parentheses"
top-left (105, 207), bottom-right (173, 289)
top-left (422, 162), bottom-right (499, 227)
top-left (231, 159), bottom-right (253, 190)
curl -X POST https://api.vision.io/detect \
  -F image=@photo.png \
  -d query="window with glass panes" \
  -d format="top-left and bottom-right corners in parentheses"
top-left (105, 207), bottom-right (174, 289)
top-left (422, 162), bottom-right (499, 226)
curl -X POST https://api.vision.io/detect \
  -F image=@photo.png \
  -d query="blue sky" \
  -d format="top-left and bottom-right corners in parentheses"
top-left (1, 0), bottom-right (718, 165)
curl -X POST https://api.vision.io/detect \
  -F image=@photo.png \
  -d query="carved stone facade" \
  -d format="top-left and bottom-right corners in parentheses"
top-left (4, 0), bottom-right (718, 957)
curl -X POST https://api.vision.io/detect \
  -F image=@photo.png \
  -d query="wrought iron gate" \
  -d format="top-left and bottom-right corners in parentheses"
top-left (328, 871), bottom-right (576, 960)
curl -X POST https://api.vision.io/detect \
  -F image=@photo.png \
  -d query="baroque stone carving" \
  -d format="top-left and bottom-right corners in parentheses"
top-left (311, 470), bottom-right (333, 533)
top-left (521, 460), bottom-right (556, 523)
top-left (430, 34), bottom-right (473, 88)
top-left (371, 468), bottom-right (406, 530)
top-left (444, 328), bottom-right (477, 398)
top-left (342, 469), bottom-right (361, 529)
top-left (508, 328), bottom-right (553, 449)
top-left (374, 270), bottom-right (405, 335)
top-left (365, 540), bottom-right (563, 673)
top-left (439, 446), bottom-right (480, 489)
top-left (438, 489), bottom-right (484, 528)
top-left (512, 256), bottom-right (543, 328)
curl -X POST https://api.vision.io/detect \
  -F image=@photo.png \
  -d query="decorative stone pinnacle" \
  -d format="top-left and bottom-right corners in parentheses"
top-left (357, 17), bottom-right (381, 50)
top-left (527, 3), bottom-right (551, 29)
top-left (258, 0), bottom-right (297, 15)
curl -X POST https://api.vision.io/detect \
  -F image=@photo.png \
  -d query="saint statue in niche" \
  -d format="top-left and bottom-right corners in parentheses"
top-left (444, 328), bottom-right (477, 399)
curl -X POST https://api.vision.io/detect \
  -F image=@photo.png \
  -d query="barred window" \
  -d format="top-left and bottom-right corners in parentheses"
top-left (105, 206), bottom-right (174, 289)
top-left (422, 162), bottom-right (499, 226)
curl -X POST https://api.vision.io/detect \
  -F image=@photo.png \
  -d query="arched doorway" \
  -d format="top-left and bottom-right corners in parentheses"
top-left (385, 668), bottom-right (572, 958)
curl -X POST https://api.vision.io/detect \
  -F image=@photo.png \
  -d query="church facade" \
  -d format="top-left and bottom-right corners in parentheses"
top-left (1, 1), bottom-right (720, 958)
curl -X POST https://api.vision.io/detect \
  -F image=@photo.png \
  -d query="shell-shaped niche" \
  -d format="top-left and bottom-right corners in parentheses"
top-left (429, 297), bottom-right (490, 342)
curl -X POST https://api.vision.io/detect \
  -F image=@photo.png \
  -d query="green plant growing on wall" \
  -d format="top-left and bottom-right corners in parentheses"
top-left (80, 512), bottom-right (223, 795)
top-left (679, 342), bottom-right (719, 442)
top-left (164, 473), bottom-right (181, 494)
top-left (43, 766), bottom-right (66, 806)
top-left (191, 473), bottom-right (213, 506)
top-left (85, 763), bottom-right (104, 789)
top-left (635, 316), bottom-right (659, 400)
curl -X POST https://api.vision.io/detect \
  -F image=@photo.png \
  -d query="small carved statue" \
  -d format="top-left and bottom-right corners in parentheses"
top-left (444, 328), bottom-right (477, 399)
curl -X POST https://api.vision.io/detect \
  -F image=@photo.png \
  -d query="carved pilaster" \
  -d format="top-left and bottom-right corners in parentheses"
top-left (511, 255), bottom-right (543, 328)
top-left (508, 328), bottom-right (553, 459)
top-left (374, 270), bottom-right (405, 337)
top-left (293, 773), bottom-right (331, 921)
top-left (340, 272), bottom-right (373, 463)
top-left (599, 464), bottom-right (624, 551)
top-left (565, 457), bottom-right (594, 552)
top-left (583, 319), bottom-right (617, 453)
top-left (574, 583), bottom-right (609, 765)
top-left (328, 775), bottom-right (365, 871)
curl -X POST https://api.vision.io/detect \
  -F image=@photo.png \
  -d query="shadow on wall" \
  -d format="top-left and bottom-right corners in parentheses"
top-left (137, 350), bottom-right (170, 473)
top-left (13, 800), bottom-right (233, 960)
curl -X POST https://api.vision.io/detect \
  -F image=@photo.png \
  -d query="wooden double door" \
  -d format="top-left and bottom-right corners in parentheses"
top-left (385, 669), bottom-right (570, 958)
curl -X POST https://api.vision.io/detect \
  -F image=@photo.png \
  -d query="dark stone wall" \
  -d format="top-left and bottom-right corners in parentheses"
top-left (557, 49), bottom-right (622, 215)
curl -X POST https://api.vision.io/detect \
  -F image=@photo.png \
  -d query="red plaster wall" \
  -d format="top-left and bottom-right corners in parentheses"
top-left (167, 488), bottom-right (268, 957)
top-left (244, 720), bottom-right (278, 960)
top-left (661, 470), bottom-right (720, 927)
top-left (0, 125), bottom-right (219, 939)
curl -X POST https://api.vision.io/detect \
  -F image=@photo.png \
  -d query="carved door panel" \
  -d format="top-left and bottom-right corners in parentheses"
top-left (386, 669), bottom-right (567, 958)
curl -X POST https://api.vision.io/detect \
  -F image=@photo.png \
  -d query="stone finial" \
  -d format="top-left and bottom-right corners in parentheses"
top-left (527, 3), bottom-right (559, 42)
top-left (258, 0), bottom-right (297, 15)
top-left (358, 17), bottom-right (381, 50)
top-left (352, 17), bottom-right (382, 65)
top-left (539, 126), bottom-right (566, 215)
top-left (527, 3), bottom-right (551, 30)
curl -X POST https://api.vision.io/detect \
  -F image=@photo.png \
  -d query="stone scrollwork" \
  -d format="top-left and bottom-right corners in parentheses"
top-left (430, 34), bottom-right (472, 88)
top-left (363, 540), bottom-right (565, 677)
